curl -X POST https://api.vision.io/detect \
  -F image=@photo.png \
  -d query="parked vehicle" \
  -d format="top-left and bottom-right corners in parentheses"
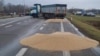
top-left (30, 4), bottom-right (67, 19)
top-left (83, 12), bottom-right (96, 17)
top-left (75, 11), bottom-right (82, 15)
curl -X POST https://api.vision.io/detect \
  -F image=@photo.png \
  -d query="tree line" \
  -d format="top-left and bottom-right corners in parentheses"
top-left (0, 1), bottom-right (31, 16)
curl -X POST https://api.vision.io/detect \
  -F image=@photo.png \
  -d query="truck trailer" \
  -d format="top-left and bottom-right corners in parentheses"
top-left (30, 4), bottom-right (67, 19)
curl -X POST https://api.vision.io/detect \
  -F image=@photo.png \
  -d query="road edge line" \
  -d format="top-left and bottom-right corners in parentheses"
top-left (64, 18), bottom-right (100, 55)
top-left (64, 18), bottom-right (84, 37)
top-left (5, 25), bottom-right (13, 28)
top-left (16, 48), bottom-right (28, 56)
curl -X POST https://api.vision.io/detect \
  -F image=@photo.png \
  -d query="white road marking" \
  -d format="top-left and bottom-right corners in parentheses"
top-left (64, 18), bottom-right (100, 55)
top-left (63, 51), bottom-right (71, 56)
top-left (71, 24), bottom-right (78, 31)
top-left (61, 22), bottom-right (64, 32)
top-left (40, 27), bottom-right (44, 30)
top-left (16, 48), bottom-right (28, 56)
top-left (70, 23), bottom-right (84, 37)
top-left (92, 47), bottom-right (100, 55)
top-left (60, 21), bottom-right (70, 56)
top-left (16, 21), bottom-right (44, 56)
top-left (5, 25), bottom-right (13, 28)
top-left (1, 24), bottom-right (6, 26)
top-left (0, 21), bottom-right (17, 26)
top-left (64, 18), bottom-right (84, 37)
top-left (17, 22), bottom-right (21, 24)
top-left (43, 24), bottom-right (46, 26)
top-left (68, 19), bottom-right (100, 55)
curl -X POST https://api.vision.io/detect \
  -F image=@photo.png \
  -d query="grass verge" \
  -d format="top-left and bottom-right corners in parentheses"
top-left (67, 15), bottom-right (100, 42)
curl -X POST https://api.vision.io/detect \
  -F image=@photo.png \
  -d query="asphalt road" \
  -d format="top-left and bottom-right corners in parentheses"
top-left (0, 16), bottom-right (45, 56)
top-left (0, 17), bottom-right (100, 56)
top-left (23, 19), bottom-right (100, 56)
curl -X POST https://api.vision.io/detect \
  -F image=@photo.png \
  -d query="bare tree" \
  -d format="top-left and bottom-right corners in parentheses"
top-left (3, 3), bottom-right (31, 15)
top-left (0, 1), bottom-right (31, 16)
top-left (0, 0), bottom-right (4, 12)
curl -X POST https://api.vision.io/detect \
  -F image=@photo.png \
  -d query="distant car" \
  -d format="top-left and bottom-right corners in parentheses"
top-left (83, 12), bottom-right (96, 17)
top-left (75, 11), bottom-right (82, 15)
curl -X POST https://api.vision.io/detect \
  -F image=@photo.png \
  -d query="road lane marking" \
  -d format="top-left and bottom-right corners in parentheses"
top-left (1, 24), bottom-right (6, 25)
top-left (71, 24), bottom-right (78, 31)
top-left (64, 18), bottom-right (84, 37)
top-left (0, 16), bottom-right (32, 27)
top-left (60, 21), bottom-right (70, 56)
top-left (64, 18), bottom-right (100, 55)
top-left (16, 21), bottom-right (44, 56)
top-left (5, 25), bottom-right (12, 28)
top-left (63, 51), bottom-right (71, 56)
top-left (61, 22), bottom-right (64, 32)
top-left (0, 21), bottom-right (17, 26)
top-left (40, 27), bottom-right (44, 30)
top-left (43, 24), bottom-right (46, 26)
top-left (16, 48), bottom-right (28, 56)
top-left (17, 22), bottom-right (21, 24)
top-left (70, 23), bottom-right (84, 37)
top-left (92, 47), bottom-right (100, 56)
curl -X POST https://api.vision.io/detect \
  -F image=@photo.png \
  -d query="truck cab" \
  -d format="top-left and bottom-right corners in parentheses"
top-left (30, 4), bottom-right (41, 18)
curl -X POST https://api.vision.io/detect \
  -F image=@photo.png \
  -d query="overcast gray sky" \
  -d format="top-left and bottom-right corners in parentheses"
top-left (5, 0), bottom-right (100, 9)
